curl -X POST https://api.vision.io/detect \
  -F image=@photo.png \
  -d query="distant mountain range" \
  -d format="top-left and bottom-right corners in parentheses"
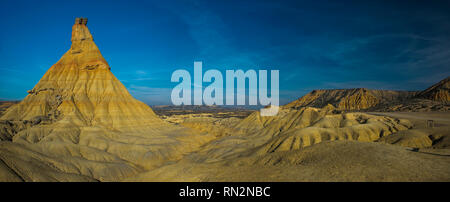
top-left (285, 77), bottom-right (449, 112)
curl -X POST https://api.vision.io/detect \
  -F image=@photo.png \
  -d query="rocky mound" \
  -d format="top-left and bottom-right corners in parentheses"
top-left (2, 18), bottom-right (161, 128)
top-left (284, 88), bottom-right (416, 111)
top-left (0, 18), bottom-right (213, 181)
top-left (181, 105), bottom-right (413, 163)
top-left (367, 98), bottom-right (450, 112)
top-left (126, 106), bottom-right (450, 182)
top-left (127, 140), bottom-right (450, 182)
top-left (417, 76), bottom-right (450, 102)
top-left (0, 101), bottom-right (18, 117)
top-left (370, 111), bottom-right (450, 149)
top-left (285, 77), bottom-right (449, 112)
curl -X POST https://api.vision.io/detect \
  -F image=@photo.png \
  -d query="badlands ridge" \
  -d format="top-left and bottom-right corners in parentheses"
top-left (0, 19), bottom-right (449, 182)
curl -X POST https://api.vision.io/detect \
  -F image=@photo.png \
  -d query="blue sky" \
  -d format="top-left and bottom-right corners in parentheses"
top-left (0, 0), bottom-right (449, 105)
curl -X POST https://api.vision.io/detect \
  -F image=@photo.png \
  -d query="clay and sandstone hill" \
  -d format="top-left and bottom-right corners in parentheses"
top-left (284, 77), bottom-right (450, 112)
top-left (0, 101), bottom-right (18, 116)
top-left (417, 76), bottom-right (450, 102)
top-left (128, 105), bottom-right (450, 182)
top-left (0, 18), bottom-right (214, 181)
top-left (1, 18), bottom-right (449, 182)
top-left (284, 88), bottom-right (417, 111)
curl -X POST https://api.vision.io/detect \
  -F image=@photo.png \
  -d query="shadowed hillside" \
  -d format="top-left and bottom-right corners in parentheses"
top-left (417, 76), bottom-right (450, 102)
top-left (284, 77), bottom-right (449, 112)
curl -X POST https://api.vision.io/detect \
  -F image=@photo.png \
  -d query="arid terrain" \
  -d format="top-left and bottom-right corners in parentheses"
top-left (0, 19), bottom-right (449, 182)
top-left (0, 101), bottom-right (19, 117)
top-left (123, 106), bottom-right (449, 182)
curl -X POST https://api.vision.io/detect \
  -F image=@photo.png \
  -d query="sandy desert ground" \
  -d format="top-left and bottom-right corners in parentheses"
top-left (122, 109), bottom-right (450, 182)
top-left (0, 19), bottom-right (449, 182)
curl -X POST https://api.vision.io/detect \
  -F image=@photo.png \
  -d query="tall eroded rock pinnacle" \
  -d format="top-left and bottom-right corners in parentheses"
top-left (2, 17), bottom-right (161, 129)
top-left (0, 18), bottom-right (213, 181)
